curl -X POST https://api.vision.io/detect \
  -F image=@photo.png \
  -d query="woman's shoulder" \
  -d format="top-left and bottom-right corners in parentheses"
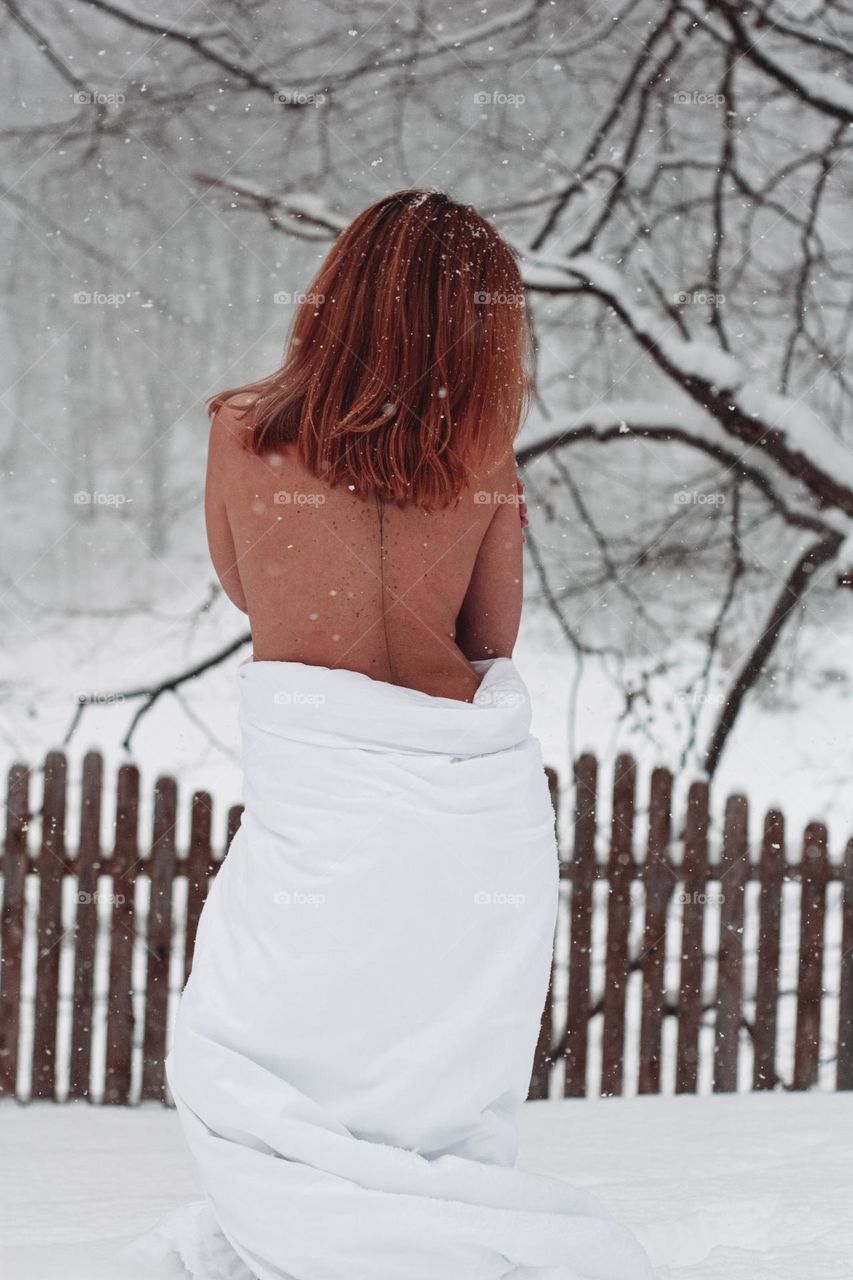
top-left (211, 391), bottom-right (258, 437)
top-left (467, 449), bottom-right (519, 509)
top-left (208, 395), bottom-right (270, 480)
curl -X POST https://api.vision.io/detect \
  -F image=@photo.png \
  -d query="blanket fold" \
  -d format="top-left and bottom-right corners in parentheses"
top-left (162, 657), bottom-right (654, 1280)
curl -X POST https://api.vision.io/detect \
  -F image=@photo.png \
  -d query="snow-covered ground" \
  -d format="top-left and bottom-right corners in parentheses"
top-left (1, 1093), bottom-right (851, 1280)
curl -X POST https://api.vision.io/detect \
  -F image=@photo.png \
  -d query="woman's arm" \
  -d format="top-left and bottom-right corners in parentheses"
top-left (455, 456), bottom-right (524, 660)
top-left (205, 407), bottom-right (249, 614)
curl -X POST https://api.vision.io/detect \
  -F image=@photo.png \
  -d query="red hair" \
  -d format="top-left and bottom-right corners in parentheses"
top-left (210, 190), bottom-right (532, 509)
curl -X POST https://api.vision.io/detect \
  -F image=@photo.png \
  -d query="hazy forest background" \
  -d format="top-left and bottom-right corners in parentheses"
top-left (2, 0), bottom-right (853, 839)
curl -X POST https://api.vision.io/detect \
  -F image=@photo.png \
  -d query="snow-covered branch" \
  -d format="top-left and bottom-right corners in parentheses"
top-left (516, 406), bottom-right (840, 537)
top-left (697, 1), bottom-right (853, 123)
top-left (523, 250), bottom-right (853, 521)
top-left (194, 175), bottom-right (347, 239)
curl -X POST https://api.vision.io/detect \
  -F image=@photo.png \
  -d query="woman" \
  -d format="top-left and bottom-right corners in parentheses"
top-left (151, 191), bottom-right (654, 1280)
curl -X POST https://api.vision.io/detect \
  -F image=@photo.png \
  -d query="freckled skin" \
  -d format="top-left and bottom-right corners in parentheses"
top-left (205, 397), bottom-right (524, 702)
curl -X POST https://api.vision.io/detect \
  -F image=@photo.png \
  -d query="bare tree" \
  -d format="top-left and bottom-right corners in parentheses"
top-left (3, 0), bottom-right (853, 770)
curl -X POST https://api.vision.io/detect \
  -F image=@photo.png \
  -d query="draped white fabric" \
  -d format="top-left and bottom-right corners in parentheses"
top-left (156, 657), bottom-right (655, 1280)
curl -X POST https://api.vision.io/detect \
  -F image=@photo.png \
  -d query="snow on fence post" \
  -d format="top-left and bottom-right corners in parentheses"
top-left (104, 764), bottom-right (140, 1105)
top-left (563, 753), bottom-right (597, 1098)
top-left (753, 810), bottom-right (785, 1089)
top-left (528, 768), bottom-right (560, 1100)
top-left (713, 794), bottom-right (749, 1093)
top-left (31, 751), bottom-right (68, 1100)
top-left (838, 840), bottom-right (853, 1090)
top-left (792, 823), bottom-right (829, 1091)
top-left (69, 751), bottom-right (104, 1100)
top-left (0, 763), bottom-right (29, 1098)
top-left (675, 781), bottom-right (709, 1094)
top-left (141, 776), bottom-right (178, 1101)
top-left (600, 754), bottom-right (636, 1097)
top-left (637, 766), bottom-right (673, 1096)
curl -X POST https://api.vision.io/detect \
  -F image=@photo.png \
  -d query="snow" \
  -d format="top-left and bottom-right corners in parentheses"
top-left (1, 1094), bottom-right (851, 1279)
top-left (520, 248), bottom-right (853, 497)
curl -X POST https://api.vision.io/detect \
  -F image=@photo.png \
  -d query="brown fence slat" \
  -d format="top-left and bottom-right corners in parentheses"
top-left (675, 780), bottom-right (709, 1094)
top-left (69, 751), bottom-right (103, 1100)
top-left (713, 794), bottom-right (749, 1092)
top-left (31, 752), bottom-right (68, 1100)
top-left (638, 767), bottom-right (673, 1095)
top-left (529, 770), bottom-right (560, 1099)
top-left (226, 804), bottom-right (243, 852)
top-left (601, 754), bottom-right (636, 1096)
top-left (141, 777), bottom-right (178, 1102)
top-left (792, 822), bottom-right (829, 1090)
top-left (0, 764), bottom-right (30, 1098)
top-left (838, 840), bottom-right (853, 1090)
top-left (753, 809), bottom-right (785, 1089)
top-left (184, 791), bottom-right (213, 985)
top-left (104, 764), bottom-right (140, 1105)
top-left (564, 753), bottom-right (596, 1097)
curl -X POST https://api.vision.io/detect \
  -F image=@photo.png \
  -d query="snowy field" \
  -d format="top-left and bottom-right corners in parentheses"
top-left (1, 1093), bottom-right (851, 1280)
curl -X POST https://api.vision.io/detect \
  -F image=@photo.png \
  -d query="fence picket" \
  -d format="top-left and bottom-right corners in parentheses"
top-left (184, 791), bottom-right (213, 985)
top-left (226, 804), bottom-right (243, 850)
top-left (753, 810), bottom-right (785, 1089)
top-left (141, 776), bottom-right (177, 1101)
top-left (69, 752), bottom-right (104, 1099)
top-left (838, 840), bottom-right (853, 1090)
top-left (601, 755), bottom-right (636, 1096)
top-left (793, 823), bottom-right (829, 1090)
top-left (31, 752), bottom-right (67, 1100)
top-left (104, 764), bottom-right (139, 1105)
top-left (564, 754), bottom-right (596, 1098)
top-left (638, 767), bottom-right (673, 1095)
top-left (529, 770), bottom-right (559, 1100)
top-left (0, 764), bottom-right (29, 1097)
top-left (713, 794), bottom-right (749, 1092)
top-left (676, 781), bottom-right (709, 1094)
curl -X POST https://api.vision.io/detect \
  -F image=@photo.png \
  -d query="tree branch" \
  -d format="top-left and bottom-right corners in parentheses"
top-left (65, 631), bottom-right (251, 750)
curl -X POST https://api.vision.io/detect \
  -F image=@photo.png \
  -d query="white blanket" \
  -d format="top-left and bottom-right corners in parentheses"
top-left (154, 657), bottom-right (654, 1280)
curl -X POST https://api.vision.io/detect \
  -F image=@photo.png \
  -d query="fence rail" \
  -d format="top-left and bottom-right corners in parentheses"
top-left (1, 750), bottom-right (851, 1103)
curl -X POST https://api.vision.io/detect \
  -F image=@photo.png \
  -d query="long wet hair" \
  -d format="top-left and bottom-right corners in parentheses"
top-left (210, 189), bottom-right (532, 509)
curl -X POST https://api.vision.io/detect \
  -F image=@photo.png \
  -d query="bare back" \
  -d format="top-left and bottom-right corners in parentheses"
top-left (205, 399), bottom-right (524, 702)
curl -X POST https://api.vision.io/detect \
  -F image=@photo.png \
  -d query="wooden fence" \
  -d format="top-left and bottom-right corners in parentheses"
top-left (0, 750), bottom-right (851, 1103)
